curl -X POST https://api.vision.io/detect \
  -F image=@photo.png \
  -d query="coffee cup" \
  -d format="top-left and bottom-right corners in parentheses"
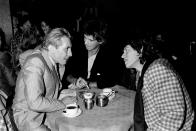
top-left (64, 103), bottom-right (78, 115)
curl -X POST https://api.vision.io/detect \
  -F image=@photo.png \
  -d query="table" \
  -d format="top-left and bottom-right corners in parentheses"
top-left (46, 85), bottom-right (135, 131)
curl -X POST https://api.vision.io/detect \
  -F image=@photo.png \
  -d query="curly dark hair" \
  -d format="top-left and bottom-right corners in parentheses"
top-left (82, 18), bottom-right (108, 43)
top-left (125, 38), bottom-right (160, 64)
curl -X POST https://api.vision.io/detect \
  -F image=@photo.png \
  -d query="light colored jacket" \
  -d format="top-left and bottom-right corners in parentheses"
top-left (12, 49), bottom-right (65, 131)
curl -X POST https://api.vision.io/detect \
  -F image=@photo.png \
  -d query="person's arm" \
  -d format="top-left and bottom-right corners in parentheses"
top-left (23, 57), bottom-right (66, 112)
top-left (143, 63), bottom-right (186, 131)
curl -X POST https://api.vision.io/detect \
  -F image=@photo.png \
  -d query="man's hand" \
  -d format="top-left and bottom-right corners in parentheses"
top-left (58, 89), bottom-right (76, 100)
top-left (89, 82), bottom-right (98, 88)
top-left (75, 77), bottom-right (88, 88)
top-left (61, 96), bottom-right (77, 105)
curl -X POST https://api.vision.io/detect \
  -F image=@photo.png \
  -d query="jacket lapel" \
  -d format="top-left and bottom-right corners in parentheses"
top-left (41, 50), bottom-right (61, 97)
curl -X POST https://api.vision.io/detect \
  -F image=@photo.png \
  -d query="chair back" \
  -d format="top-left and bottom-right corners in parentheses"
top-left (7, 107), bottom-right (18, 131)
top-left (0, 90), bottom-right (18, 131)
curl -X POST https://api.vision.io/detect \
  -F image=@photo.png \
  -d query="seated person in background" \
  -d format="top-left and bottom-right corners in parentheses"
top-left (41, 20), bottom-right (51, 35)
top-left (63, 18), bottom-right (121, 89)
top-left (38, 19), bottom-right (52, 41)
top-left (10, 16), bottom-right (43, 75)
top-left (121, 38), bottom-right (194, 131)
top-left (0, 27), bottom-right (16, 102)
top-left (0, 52), bottom-right (16, 98)
top-left (0, 28), bottom-right (16, 131)
top-left (12, 28), bottom-right (76, 131)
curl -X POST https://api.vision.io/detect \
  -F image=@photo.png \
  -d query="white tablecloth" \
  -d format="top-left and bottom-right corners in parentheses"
top-left (46, 85), bottom-right (135, 131)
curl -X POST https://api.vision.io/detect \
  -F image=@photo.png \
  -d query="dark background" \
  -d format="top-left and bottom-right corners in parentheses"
top-left (10, 0), bottom-right (196, 36)
top-left (10, 0), bottom-right (196, 49)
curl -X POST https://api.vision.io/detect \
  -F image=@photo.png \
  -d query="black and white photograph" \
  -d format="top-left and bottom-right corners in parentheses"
top-left (0, 0), bottom-right (195, 130)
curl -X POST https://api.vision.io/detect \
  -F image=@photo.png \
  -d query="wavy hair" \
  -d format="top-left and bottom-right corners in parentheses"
top-left (43, 28), bottom-right (71, 49)
top-left (125, 38), bottom-right (160, 64)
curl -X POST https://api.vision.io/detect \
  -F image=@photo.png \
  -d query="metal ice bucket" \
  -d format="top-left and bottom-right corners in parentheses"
top-left (96, 94), bottom-right (109, 107)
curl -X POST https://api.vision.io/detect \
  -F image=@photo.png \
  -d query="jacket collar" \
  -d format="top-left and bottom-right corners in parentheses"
top-left (41, 49), bottom-right (55, 71)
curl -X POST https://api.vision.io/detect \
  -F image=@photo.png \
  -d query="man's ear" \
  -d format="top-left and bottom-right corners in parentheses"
top-left (48, 45), bottom-right (55, 51)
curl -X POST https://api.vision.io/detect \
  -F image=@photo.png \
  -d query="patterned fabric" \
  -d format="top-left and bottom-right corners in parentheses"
top-left (0, 115), bottom-right (7, 131)
top-left (0, 117), bottom-right (7, 131)
top-left (0, 114), bottom-right (14, 131)
top-left (0, 91), bottom-right (14, 131)
top-left (142, 58), bottom-right (194, 131)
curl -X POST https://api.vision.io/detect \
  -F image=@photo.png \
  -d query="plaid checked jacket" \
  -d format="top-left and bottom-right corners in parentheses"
top-left (141, 58), bottom-right (194, 131)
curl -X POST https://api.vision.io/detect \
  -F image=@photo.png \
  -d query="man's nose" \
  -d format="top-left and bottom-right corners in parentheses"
top-left (121, 53), bottom-right (125, 58)
top-left (84, 40), bottom-right (89, 45)
top-left (68, 49), bottom-right (72, 57)
top-left (69, 50), bottom-right (72, 57)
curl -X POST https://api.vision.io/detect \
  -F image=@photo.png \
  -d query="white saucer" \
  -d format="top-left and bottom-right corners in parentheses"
top-left (63, 108), bottom-right (82, 118)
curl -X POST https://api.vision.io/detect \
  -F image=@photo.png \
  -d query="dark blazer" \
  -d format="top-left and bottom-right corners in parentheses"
top-left (63, 45), bottom-right (122, 89)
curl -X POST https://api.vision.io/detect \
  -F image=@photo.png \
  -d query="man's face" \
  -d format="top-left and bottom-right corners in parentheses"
top-left (84, 35), bottom-right (102, 51)
top-left (121, 45), bottom-right (140, 69)
top-left (41, 21), bottom-right (50, 34)
top-left (21, 20), bottom-right (31, 31)
top-left (49, 37), bottom-right (72, 65)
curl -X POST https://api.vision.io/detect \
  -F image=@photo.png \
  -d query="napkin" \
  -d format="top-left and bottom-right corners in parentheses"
top-left (58, 89), bottom-right (76, 100)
